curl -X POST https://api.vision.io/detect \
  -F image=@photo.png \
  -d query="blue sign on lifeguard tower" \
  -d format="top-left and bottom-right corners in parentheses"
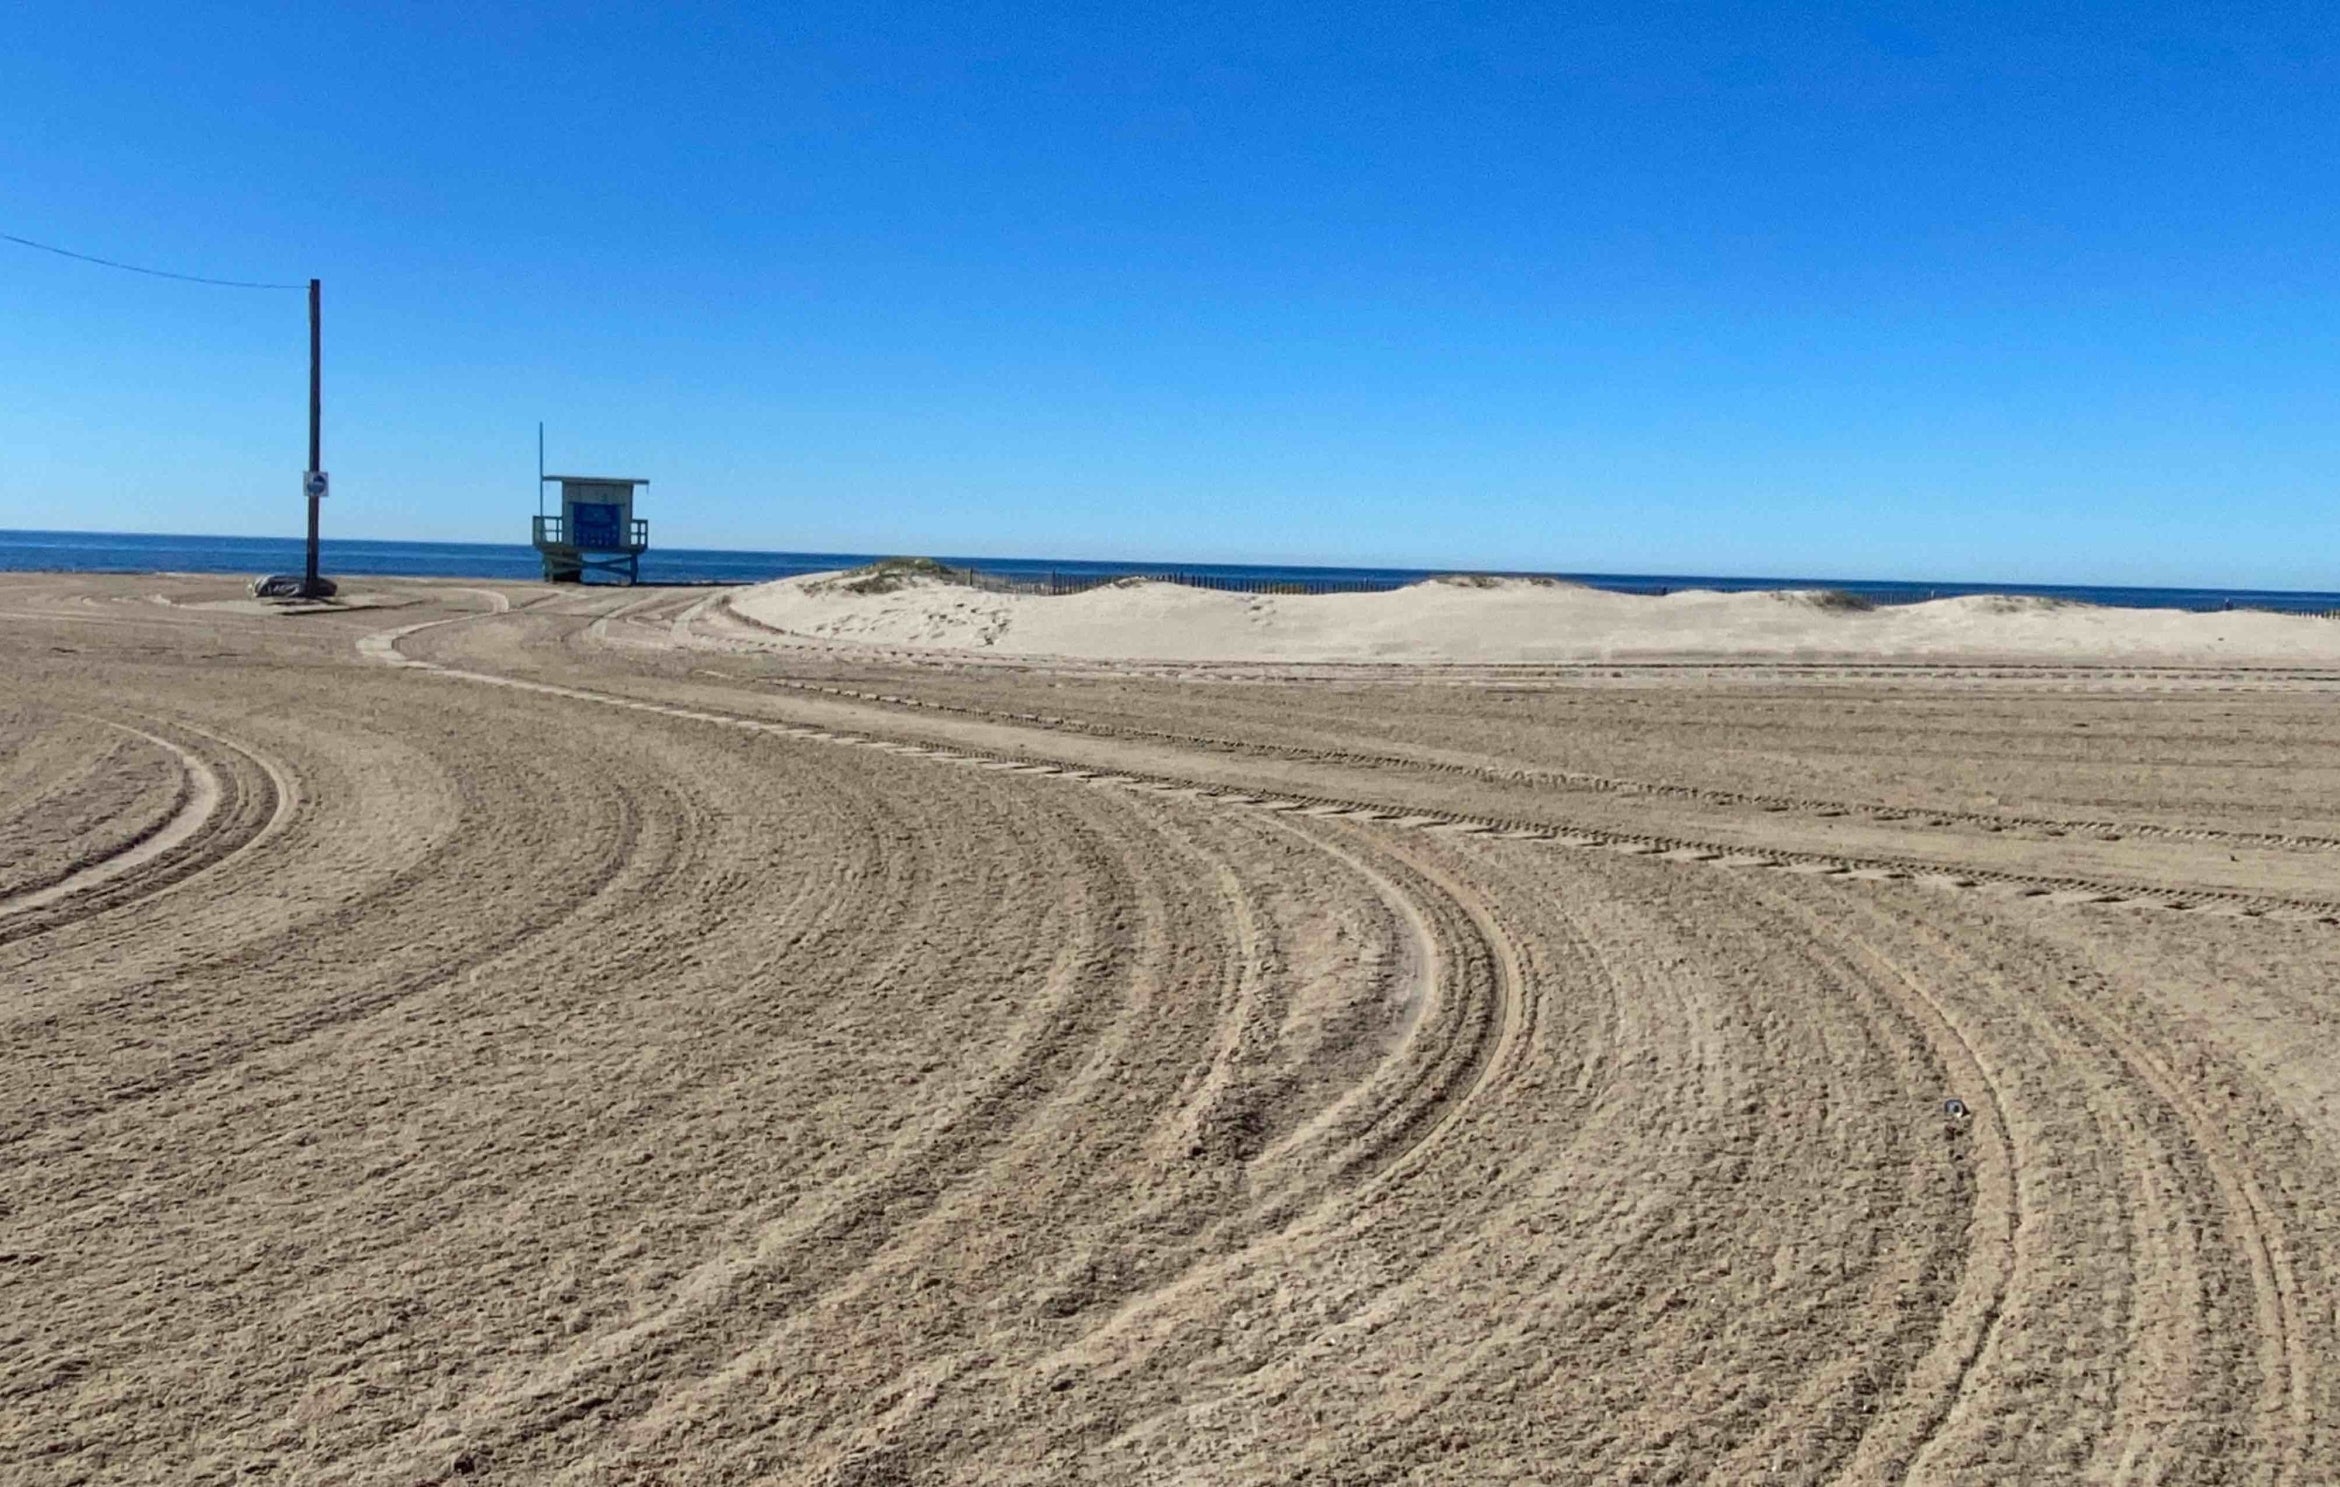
top-left (533, 475), bottom-right (650, 583)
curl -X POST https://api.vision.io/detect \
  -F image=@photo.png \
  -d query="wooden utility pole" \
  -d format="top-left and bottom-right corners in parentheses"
top-left (304, 277), bottom-right (324, 595)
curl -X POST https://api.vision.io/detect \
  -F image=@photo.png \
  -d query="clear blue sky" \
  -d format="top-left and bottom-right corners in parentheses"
top-left (3, 3), bottom-right (2334, 585)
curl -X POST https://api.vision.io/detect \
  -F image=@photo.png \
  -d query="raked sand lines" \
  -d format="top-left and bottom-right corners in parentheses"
top-left (6, 573), bottom-right (2337, 1482)
top-left (372, 610), bottom-right (2340, 923)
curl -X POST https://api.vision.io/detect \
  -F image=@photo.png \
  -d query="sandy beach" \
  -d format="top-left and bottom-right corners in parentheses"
top-left (7, 568), bottom-right (2340, 1482)
top-left (732, 568), bottom-right (2340, 664)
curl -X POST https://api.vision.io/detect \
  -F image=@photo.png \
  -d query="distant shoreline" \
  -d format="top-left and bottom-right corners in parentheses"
top-left (4, 528), bottom-right (2336, 615)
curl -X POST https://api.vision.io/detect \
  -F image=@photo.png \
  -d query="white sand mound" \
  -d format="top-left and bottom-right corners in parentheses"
top-left (729, 570), bottom-right (2340, 664)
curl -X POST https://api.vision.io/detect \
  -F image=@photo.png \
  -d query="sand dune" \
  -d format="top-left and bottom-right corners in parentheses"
top-left (6, 571), bottom-right (2338, 1481)
top-left (731, 569), bottom-right (2340, 664)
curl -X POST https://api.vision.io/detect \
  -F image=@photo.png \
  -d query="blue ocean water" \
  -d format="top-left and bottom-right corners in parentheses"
top-left (5, 528), bottom-right (2337, 614)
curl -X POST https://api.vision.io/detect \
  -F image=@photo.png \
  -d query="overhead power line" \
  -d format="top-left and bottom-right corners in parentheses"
top-left (1, 229), bottom-right (304, 289)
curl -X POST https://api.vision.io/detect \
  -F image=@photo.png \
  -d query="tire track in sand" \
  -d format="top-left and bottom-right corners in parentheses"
top-left (351, 603), bottom-right (1540, 1477)
top-left (349, 599), bottom-right (2329, 1481)
top-left (364, 608), bottom-right (2340, 922)
top-left (1737, 886), bottom-right (2026, 1486)
top-left (1266, 818), bottom-right (1530, 1198)
top-left (536, 785), bottom-right (1304, 1479)
top-left (552, 781), bottom-right (1532, 1482)
top-left (0, 716), bottom-right (211, 919)
top-left (1774, 886), bottom-right (2315, 1483)
top-left (0, 716), bottom-right (294, 946)
top-left (405, 597), bottom-right (1540, 1211)
top-left (740, 672), bottom-right (2340, 858)
top-left (427, 773), bottom-right (1171, 1468)
top-left (1974, 920), bottom-right (2315, 1485)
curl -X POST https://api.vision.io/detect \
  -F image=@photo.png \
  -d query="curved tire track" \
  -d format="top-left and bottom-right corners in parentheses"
top-left (0, 715), bottom-right (293, 947)
top-left (743, 673), bottom-right (2340, 858)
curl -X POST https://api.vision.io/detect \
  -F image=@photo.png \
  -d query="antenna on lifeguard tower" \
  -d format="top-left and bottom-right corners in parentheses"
top-left (536, 422), bottom-right (545, 519)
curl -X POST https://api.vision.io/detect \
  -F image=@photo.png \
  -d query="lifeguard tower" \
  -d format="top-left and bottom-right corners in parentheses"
top-left (533, 475), bottom-right (650, 583)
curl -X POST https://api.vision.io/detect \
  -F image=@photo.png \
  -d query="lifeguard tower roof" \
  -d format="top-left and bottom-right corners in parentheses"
top-left (534, 475), bottom-right (651, 584)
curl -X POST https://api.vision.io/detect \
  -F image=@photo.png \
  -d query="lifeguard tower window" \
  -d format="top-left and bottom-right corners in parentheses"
top-left (534, 475), bottom-right (650, 584)
top-left (571, 502), bottom-right (625, 549)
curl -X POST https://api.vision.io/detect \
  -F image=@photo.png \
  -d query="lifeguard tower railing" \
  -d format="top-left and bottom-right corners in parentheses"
top-left (532, 511), bottom-right (650, 584)
top-left (533, 514), bottom-right (650, 549)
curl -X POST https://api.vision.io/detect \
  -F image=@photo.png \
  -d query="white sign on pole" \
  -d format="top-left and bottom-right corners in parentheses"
top-left (304, 470), bottom-right (330, 500)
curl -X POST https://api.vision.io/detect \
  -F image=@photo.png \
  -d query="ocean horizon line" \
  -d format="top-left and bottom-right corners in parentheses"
top-left (4, 527), bottom-right (2337, 614)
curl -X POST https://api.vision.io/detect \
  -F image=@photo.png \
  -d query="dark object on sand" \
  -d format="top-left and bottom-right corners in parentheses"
top-left (1942, 1097), bottom-right (1970, 1119)
top-left (251, 574), bottom-right (337, 600)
